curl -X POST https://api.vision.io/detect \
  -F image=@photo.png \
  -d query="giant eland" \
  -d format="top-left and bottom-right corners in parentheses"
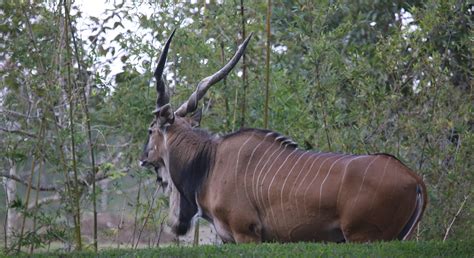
top-left (139, 30), bottom-right (427, 243)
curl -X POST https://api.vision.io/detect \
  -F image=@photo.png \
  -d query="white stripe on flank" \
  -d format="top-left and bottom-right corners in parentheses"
top-left (368, 156), bottom-right (391, 213)
top-left (335, 155), bottom-right (368, 208)
top-left (234, 135), bottom-right (254, 203)
top-left (259, 144), bottom-right (289, 238)
top-left (280, 151), bottom-right (311, 200)
top-left (257, 144), bottom-right (287, 204)
top-left (287, 151), bottom-right (320, 213)
top-left (252, 140), bottom-right (279, 206)
top-left (279, 150), bottom-right (309, 236)
top-left (294, 153), bottom-right (333, 217)
top-left (302, 154), bottom-right (341, 215)
top-left (254, 141), bottom-right (285, 220)
top-left (267, 148), bottom-right (299, 232)
top-left (318, 155), bottom-right (350, 214)
top-left (244, 134), bottom-right (270, 204)
top-left (350, 155), bottom-right (380, 212)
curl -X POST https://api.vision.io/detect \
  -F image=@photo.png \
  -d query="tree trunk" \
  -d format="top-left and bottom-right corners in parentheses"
top-left (4, 160), bottom-right (17, 247)
top-left (264, 0), bottom-right (271, 128)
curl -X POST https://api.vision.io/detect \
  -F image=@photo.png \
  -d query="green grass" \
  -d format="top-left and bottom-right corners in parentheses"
top-left (8, 240), bottom-right (474, 258)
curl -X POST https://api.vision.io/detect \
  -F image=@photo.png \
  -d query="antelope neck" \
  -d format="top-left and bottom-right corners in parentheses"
top-left (168, 128), bottom-right (217, 209)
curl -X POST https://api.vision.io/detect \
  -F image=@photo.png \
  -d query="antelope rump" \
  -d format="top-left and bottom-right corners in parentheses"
top-left (139, 30), bottom-right (427, 243)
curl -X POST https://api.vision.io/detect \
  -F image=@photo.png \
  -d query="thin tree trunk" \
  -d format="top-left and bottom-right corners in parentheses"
top-left (63, 0), bottom-right (82, 250)
top-left (29, 160), bottom-right (44, 254)
top-left (264, 0), bottom-right (271, 128)
top-left (67, 8), bottom-right (98, 249)
top-left (239, 0), bottom-right (247, 128)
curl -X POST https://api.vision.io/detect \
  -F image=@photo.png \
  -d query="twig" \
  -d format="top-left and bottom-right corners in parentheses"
top-left (443, 194), bottom-right (470, 242)
top-left (115, 198), bottom-right (127, 248)
top-left (155, 215), bottom-right (167, 247)
top-left (134, 185), bottom-right (161, 249)
top-left (152, 208), bottom-right (162, 246)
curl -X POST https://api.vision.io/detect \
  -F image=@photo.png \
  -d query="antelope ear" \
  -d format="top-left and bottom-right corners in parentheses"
top-left (155, 104), bottom-right (175, 127)
top-left (188, 108), bottom-right (202, 128)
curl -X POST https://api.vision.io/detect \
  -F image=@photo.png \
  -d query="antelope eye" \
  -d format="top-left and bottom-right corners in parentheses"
top-left (148, 128), bottom-right (152, 134)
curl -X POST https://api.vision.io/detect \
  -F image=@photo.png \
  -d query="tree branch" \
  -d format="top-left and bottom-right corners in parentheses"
top-left (0, 170), bottom-right (115, 193)
top-left (0, 173), bottom-right (56, 191)
top-left (0, 109), bottom-right (40, 119)
top-left (27, 194), bottom-right (61, 210)
top-left (0, 127), bottom-right (37, 138)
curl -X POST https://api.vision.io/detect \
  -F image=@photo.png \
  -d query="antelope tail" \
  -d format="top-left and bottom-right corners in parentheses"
top-left (397, 184), bottom-right (426, 240)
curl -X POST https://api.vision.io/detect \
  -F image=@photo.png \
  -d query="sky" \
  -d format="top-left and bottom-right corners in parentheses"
top-left (74, 0), bottom-right (157, 83)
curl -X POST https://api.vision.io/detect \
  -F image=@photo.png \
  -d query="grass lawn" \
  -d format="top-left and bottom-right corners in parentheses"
top-left (8, 240), bottom-right (472, 258)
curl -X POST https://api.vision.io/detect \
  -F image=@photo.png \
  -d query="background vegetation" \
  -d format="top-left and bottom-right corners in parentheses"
top-left (0, 0), bottom-right (472, 254)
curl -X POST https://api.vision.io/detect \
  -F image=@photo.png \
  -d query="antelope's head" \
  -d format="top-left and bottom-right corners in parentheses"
top-left (139, 29), bottom-right (252, 192)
